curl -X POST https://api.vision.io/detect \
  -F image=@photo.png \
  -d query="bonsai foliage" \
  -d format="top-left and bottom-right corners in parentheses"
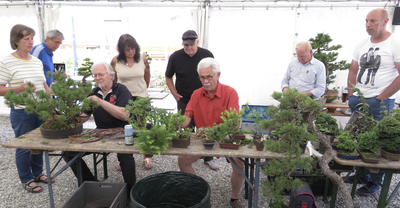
top-left (218, 107), bottom-right (248, 143)
top-left (357, 131), bottom-right (379, 153)
top-left (309, 33), bottom-right (351, 90)
top-left (257, 88), bottom-right (319, 206)
top-left (125, 97), bottom-right (152, 130)
top-left (374, 116), bottom-right (400, 154)
top-left (165, 110), bottom-right (192, 139)
top-left (131, 106), bottom-right (175, 155)
top-left (77, 57), bottom-right (94, 83)
top-left (4, 71), bottom-right (97, 130)
top-left (315, 112), bottom-right (341, 135)
top-left (336, 131), bottom-right (357, 152)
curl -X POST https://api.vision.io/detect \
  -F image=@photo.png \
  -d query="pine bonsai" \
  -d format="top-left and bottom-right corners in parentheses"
top-left (4, 71), bottom-right (97, 130)
top-left (217, 107), bottom-right (247, 143)
top-left (315, 112), bottom-right (341, 135)
top-left (309, 33), bottom-right (350, 91)
top-left (77, 57), bottom-right (94, 84)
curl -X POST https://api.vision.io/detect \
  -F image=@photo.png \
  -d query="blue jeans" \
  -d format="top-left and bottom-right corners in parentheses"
top-left (348, 95), bottom-right (394, 186)
top-left (10, 106), bottom-right (45, 183)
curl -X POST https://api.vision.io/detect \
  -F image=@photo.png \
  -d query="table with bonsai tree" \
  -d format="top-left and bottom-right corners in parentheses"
top-left (331, 151), bottom-right (400, 208)
top-left (2, 128), bottom-right (293, 208)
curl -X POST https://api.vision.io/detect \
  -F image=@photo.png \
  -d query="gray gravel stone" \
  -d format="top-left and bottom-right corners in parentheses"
top-left (1, 115), bottom-right (400, 207)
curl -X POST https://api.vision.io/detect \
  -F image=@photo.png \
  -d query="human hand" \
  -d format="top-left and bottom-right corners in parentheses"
top-left (88, 95), bottom-right (102, 104)
top-left (172, 92), bottom-right (183, 101)
top-left (20, 83), bottom-right (36, 93)
top-left (62, 73), bottom-right (68, 79)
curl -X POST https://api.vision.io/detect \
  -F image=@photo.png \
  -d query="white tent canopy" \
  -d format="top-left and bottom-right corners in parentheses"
top-left (0, 0), bottom-right (399, 114)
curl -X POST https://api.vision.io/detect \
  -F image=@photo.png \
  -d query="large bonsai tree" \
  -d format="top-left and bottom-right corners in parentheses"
top-left (309, 33), bottom-right (351, 91)
top-left (4, 71), bottom-right (97, 130)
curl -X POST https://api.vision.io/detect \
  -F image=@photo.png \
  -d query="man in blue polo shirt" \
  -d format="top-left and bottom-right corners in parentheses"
top-left (31, 30), bottom-right (65, 85)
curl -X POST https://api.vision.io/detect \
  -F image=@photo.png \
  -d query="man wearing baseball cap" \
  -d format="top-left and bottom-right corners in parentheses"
top-left (165, 30), bottom-right (218, 170)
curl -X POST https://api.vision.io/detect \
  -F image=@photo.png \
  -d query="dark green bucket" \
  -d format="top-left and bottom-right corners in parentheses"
top-left (130, 171), bottom-right (211, 208)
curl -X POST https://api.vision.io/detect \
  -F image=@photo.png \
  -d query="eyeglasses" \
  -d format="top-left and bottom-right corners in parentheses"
top-left (199, 75), bottom-right (215, 81)
top-left (51, 39), bottom-right (62, 45)
top-left (294, 55), bottom-right (307, 59)
top-left (124, 47), bottom-right (134, 52)
top-left (93, 73), bottom-right (107, 78)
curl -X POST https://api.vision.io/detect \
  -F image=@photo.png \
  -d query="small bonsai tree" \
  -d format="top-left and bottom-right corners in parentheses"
top-left (165, 110), bottom-right (192, 139)
top-left (315, 112), bottom-right (341, 135)
top-left (217, 107), bottom-right (247, 143)
top-left (336, 131), bottom-right (357, 154)
top-left (125, 97), bottom-right (152, 130)
top-left (309, 33), bottom-right (350, 91)
top-left (78, 57), bottom-right (94, 84)
top-left (374, 116), bottom-right (400, 154)
top-left (357, 131), bottom-right (380, 157)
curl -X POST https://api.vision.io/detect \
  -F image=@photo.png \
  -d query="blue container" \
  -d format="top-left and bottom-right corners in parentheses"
top-left (240, 105), bottom-right (271, 133)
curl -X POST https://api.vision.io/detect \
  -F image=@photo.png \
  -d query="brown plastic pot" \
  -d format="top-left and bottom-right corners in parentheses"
top-left (255, 141), bottom-right (264, 151)
top-left (380, 147), bottom-right (400, 161)
top-left (219, 140), bottom-right (242, 150)
top-left (356, 149), bottom-right (379, 164)
top-left (171, 135), bottom-right (191, 148)
top-left (40, 123), bottom-right (83, 139)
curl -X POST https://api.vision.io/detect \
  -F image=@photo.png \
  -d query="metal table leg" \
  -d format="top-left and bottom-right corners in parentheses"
top-left (377, 169), bottom-right (394, 208)
top-left (44, 151), bottom-right (55, 208)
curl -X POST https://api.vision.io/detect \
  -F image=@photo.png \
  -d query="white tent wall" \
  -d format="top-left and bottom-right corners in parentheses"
top-left (1, 4), bottom-right (400, 115)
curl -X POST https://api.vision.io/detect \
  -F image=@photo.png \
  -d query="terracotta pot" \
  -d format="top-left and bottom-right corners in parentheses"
top-left (171, 135), bottom-right (191, 148)
top-left (234, 135), bottom-right (246, 140)
top-left (324, 90), bottom-right (339, 103)
top-left (202, 139), bottom-right (216, 150)
top-left (40, 123), bottom-right (83, 139)
top-left (380, 147), bottom-right (400, 161)
top-left (357, 149), bottom-right (379, 164)
top-left (219, 140), bottom-right (242, 150)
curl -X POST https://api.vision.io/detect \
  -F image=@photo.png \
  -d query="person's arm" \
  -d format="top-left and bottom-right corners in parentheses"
top-left (347, 60), bottom-right (359, 97)
top-left (0, 84), bottom-right (32, 96)
top-left (281, 64), bottom-right (291, 91)
top-left (376, 62), bottom-right (400, 100)
top-left (43, 82), bottom-right (50, 93)
top-left (181, 115), bottom-right (191, 128)
top-left (165, 76), bottom-right (182, 101)
top-left (143, 55), bottom-right (150, 88)
top-left (88, 95), bottom-right (129, 121)
top-left (110, 56), bottom-right (118, 82)
top-left (308, 64), bottom-right (327, 98)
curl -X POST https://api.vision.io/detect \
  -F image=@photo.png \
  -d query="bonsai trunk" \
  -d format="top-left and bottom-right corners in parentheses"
top-left (305, 98), bottom-right (355, 208)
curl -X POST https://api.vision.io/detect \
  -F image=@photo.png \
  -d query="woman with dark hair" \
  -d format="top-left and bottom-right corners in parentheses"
top-left (0, 24), bottom-right (53, 193)
top-left (110, 34), bottom-right (153, 170)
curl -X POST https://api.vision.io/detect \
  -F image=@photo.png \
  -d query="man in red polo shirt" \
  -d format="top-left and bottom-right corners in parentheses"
top-left (179, 57), bottom-right (244, 208)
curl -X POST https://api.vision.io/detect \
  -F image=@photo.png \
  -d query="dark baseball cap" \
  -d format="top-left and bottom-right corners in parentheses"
top-left (182, 30), bottom-right (198, 45)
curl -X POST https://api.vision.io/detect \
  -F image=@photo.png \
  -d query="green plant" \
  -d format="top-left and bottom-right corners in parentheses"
top-left (374, 116), bottom-right (400, 154)
top-left (357, 131), bottom-right (379, 153)
top-left (125, 97), bottom-right (152, 130)
top-left (143, 52), bottom-right (153, 65)
top-left (4, 71), bottom-right (97, 130)
top-left (131, 106), bottom-right (175, 155)
top-left (165, 110), bottom-right (193, 139)
top-left (336, 131), bottom-right (357, 152)
top-left (77, 58), bottom-right (94, 83)
top-left (149, 70), bottom-right (170, 92)
top-left (309, 33), bottom-right (351, 90)
top-left (217, 107), bottom-right (248, 143)
top-left (256, 88), bottom-right (319, 205)
top-left (315, 112), bottom-right (341, 135)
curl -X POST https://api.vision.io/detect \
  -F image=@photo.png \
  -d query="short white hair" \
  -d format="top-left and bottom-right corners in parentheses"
top-left (197, 57), bottom-right (220, 75)
top-left (92, 62), bottom-right (115, 80)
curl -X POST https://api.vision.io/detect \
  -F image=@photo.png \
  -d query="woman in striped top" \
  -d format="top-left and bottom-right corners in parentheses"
top-left (0, 24), bottom-right (52, 193)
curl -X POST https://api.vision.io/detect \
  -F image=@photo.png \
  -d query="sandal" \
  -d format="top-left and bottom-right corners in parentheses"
top-left (33, 174), bottom-right (55, 184)
top-left (22, 180), bottom-right (42, 193)
top-left (143, 158), bottom-right (153, 170)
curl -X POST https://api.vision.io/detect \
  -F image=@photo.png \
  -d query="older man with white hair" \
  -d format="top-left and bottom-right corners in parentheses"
top-left (178, 57), bottom-right (244, 208)
top-left (63, 62), bottom-right (136, 200)
top-left (281, 41), bottom-right (326, 99)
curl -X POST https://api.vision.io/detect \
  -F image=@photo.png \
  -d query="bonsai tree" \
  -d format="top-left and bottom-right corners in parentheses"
top-left (131, 106), bottom-right (175, 155)
top-left (255, 88), bottom-right (319, 206)
top-left (217, 107), bottom-right (247, 143)
top-left (4, 71), bottom-right (97, 130)
top-left (309, 33), bottom-right (351, 98)
top-left (125, 97), bottom-right (152, 130)
top-left (374, 116), bottom-right (400, 154)
top-left (165, 110), bottom-right (192, 140)
top-left (78, 57), bottom-right (94, 84)
top-left (315, 112), bottom-right (341, 136)
top-left (336, 131), bottom-right (358, 156)
top-left (357, 131), bottom-right (380, 159)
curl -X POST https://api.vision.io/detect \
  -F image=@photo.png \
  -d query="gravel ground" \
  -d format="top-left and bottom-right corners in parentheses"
top-left (1, 114), bottom-right (400, 208)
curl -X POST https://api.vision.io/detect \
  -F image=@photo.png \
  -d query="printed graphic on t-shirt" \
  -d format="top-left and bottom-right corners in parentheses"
top-left (357, 47), bottom-right (381, 86)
